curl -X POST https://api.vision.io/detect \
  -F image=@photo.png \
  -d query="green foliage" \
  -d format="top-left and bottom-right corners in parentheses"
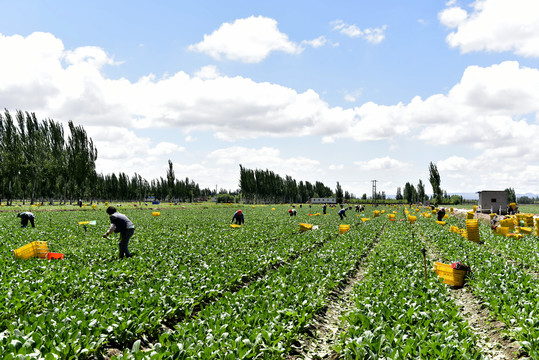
top-left (428, 162), bottom-right (442, 205)
top-left (216, 193), bottom-right (235, 203)
top-left (505, 188), bottom-right (516, 203)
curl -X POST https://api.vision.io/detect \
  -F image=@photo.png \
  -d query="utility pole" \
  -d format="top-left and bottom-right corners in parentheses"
top-left (372, 180), bottom-right (377, 207)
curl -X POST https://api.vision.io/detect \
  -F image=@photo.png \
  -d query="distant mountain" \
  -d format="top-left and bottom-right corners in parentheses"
top-left (517, 193), bottom-right (539, 198)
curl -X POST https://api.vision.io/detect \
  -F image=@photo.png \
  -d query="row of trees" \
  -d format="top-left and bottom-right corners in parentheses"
top-left (0, 110), bottom-right (97, 205)
top-left (238, 165), bottom-right (334, 203)
top-left (0, 110), bottom-right (212, 205)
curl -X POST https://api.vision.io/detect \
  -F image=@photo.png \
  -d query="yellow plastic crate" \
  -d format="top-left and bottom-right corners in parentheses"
top-left (152, 212), bottom-right (161, 216)
top-left (516, 226), bottom-right (532, 234)
top-left (339, 224), bottom-right (350, 234)
top-left (407, 215), bottom-right (417, 224)
top-left (299, 223), bottom-right (313, 232)
top-left (436, 221), bottom-right (446, 226)
top-left (434, 262), bottom-right (467, 287)
top-left (500, 218), bottom-right (515, 230)
top-left (230, 224), bottom-right (243, 228)
top-left (14, 241), bottom-right (49, 260)
top-left (496, 226), bottom-right (510, 236)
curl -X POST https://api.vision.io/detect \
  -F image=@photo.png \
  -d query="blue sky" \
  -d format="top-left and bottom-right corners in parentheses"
top-left (1, 0), bottom-right (538, 197)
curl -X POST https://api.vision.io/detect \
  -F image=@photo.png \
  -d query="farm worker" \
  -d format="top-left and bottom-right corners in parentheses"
top-left (322, 204), bottom-right (327, 215)
top-left (338, 208), bottom-right (347, 220)
top-left (355, 205), bottom-right (359, 212)
top-left (17, 212), bottom-right (35, 228)
top-left (437, 208), bottom-right (446, 221)
top-left (360, 205), bottom-right (365, 212)
top-left (231, 210), bottom-right (244, 225)
top-left (103, 206), bottom-right (135, 259)
top-left (289, 209), bottom-right (297, 216)
top-left (490, 215), bottom-right (500, 230)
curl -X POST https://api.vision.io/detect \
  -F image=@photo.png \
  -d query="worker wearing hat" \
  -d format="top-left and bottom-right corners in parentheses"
top-left (231, 209), bottom-right (244, 225)
top-left (288, 209), bottom-right (297, 216)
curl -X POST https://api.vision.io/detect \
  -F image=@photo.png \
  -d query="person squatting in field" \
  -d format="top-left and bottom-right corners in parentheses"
top-left (289, 209), bottom-right (297, 216)
top-left (231, 209), bottom-right (244, 225)
top-left (103, 206), bottom-right (135, 259)
top-left (338, 207), bottom-right (347, 220)
top-left (437, 208), bottom-right (446, 221)
top-left (18, 212), bottom-right (35, 228)
top-left (322, 204), bottom-right (327, 215)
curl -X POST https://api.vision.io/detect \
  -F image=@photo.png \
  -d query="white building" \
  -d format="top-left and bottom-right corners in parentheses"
top-left (477, 190), bottom-right (508, 214)
top-left (311, 197), bottom-right (336, 204)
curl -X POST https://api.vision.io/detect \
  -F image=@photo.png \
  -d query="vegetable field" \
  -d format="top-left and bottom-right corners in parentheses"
top-left (1, 204), bottom-right (537, 359)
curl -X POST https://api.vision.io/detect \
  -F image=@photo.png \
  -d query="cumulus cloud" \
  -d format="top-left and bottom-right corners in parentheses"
top-left (354, 157), bottom-right (407, 171)
top-left (207, 146), bottom-right (322, 180)
top-left (331, 20), bottom-right (387, 44)
top-left (2, 31), bottom-right (539, 192)
top-left (188, 16), bottom-right (303, 63)
top-left (439, 0), bottom-right (539, 57)
top-left (301, 36), bottom-right (328, 48)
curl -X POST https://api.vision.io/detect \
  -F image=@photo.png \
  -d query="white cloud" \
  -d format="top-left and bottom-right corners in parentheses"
top-left (438, 6), bottom-right (468, 28)
top-left (148, 142), bottom-right (185, 156)
top-left (301, 36), bottom-right (327, 48)
top-left (344, 89), bottom-right (363, 103)
top-left (188, 16), bottom-right (302, 63)
top-left (207, 146), bottom-right (322, 180)
top-left (440, 0), bottom-right (539, 57)
top-left (194, 65), bottom-right (220, 80)
top-left (437, 156), bottom-right (471, 172)
top-left (331, 20), bottom-right (387, 44)
top-left (2, 31), bottom-right (539, 193)
top-left (354, 157), bottom-right (407, 171)
top-left (329, 164), bottom-right (344, 170)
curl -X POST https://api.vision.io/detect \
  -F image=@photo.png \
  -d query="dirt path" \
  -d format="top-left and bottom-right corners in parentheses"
top-left (287, 229), bottom-right (383, 360)
top-left (450, 286), bottom-right (523, 359)
top-left (287, 267), bottom-right (365, 360)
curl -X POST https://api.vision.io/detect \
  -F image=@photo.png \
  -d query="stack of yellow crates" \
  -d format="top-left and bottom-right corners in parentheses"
top-left (466, 219), bottom-right (480, 242)
top-left (516, 214), bottom-right (534, 227)
top-left (499, 218), bottom-right (516, 230)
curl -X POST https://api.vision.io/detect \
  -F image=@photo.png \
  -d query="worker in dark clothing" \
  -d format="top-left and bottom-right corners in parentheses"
top-left (103, 206), bottom-right (135, 259)
top-left (288, 209), bottom-right (297, 216)
top-left (18, 212), bottom-right (35, 228)
top-left (322, 204), bottom-right (327, 215)
top-left (338, 208), bottom-right (347, 220)
top-left (437, 208), bottom-right (446, 221)
top-left (231, 210), bottom-right (244, 225)
top-left (355, 205), bottom-right (359, 212)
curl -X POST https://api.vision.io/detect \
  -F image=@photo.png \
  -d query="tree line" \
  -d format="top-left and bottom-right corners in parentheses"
top-left (0, 109), bottom-right (212, 205)
top-left (238, 165), bottom-right (335, 204)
